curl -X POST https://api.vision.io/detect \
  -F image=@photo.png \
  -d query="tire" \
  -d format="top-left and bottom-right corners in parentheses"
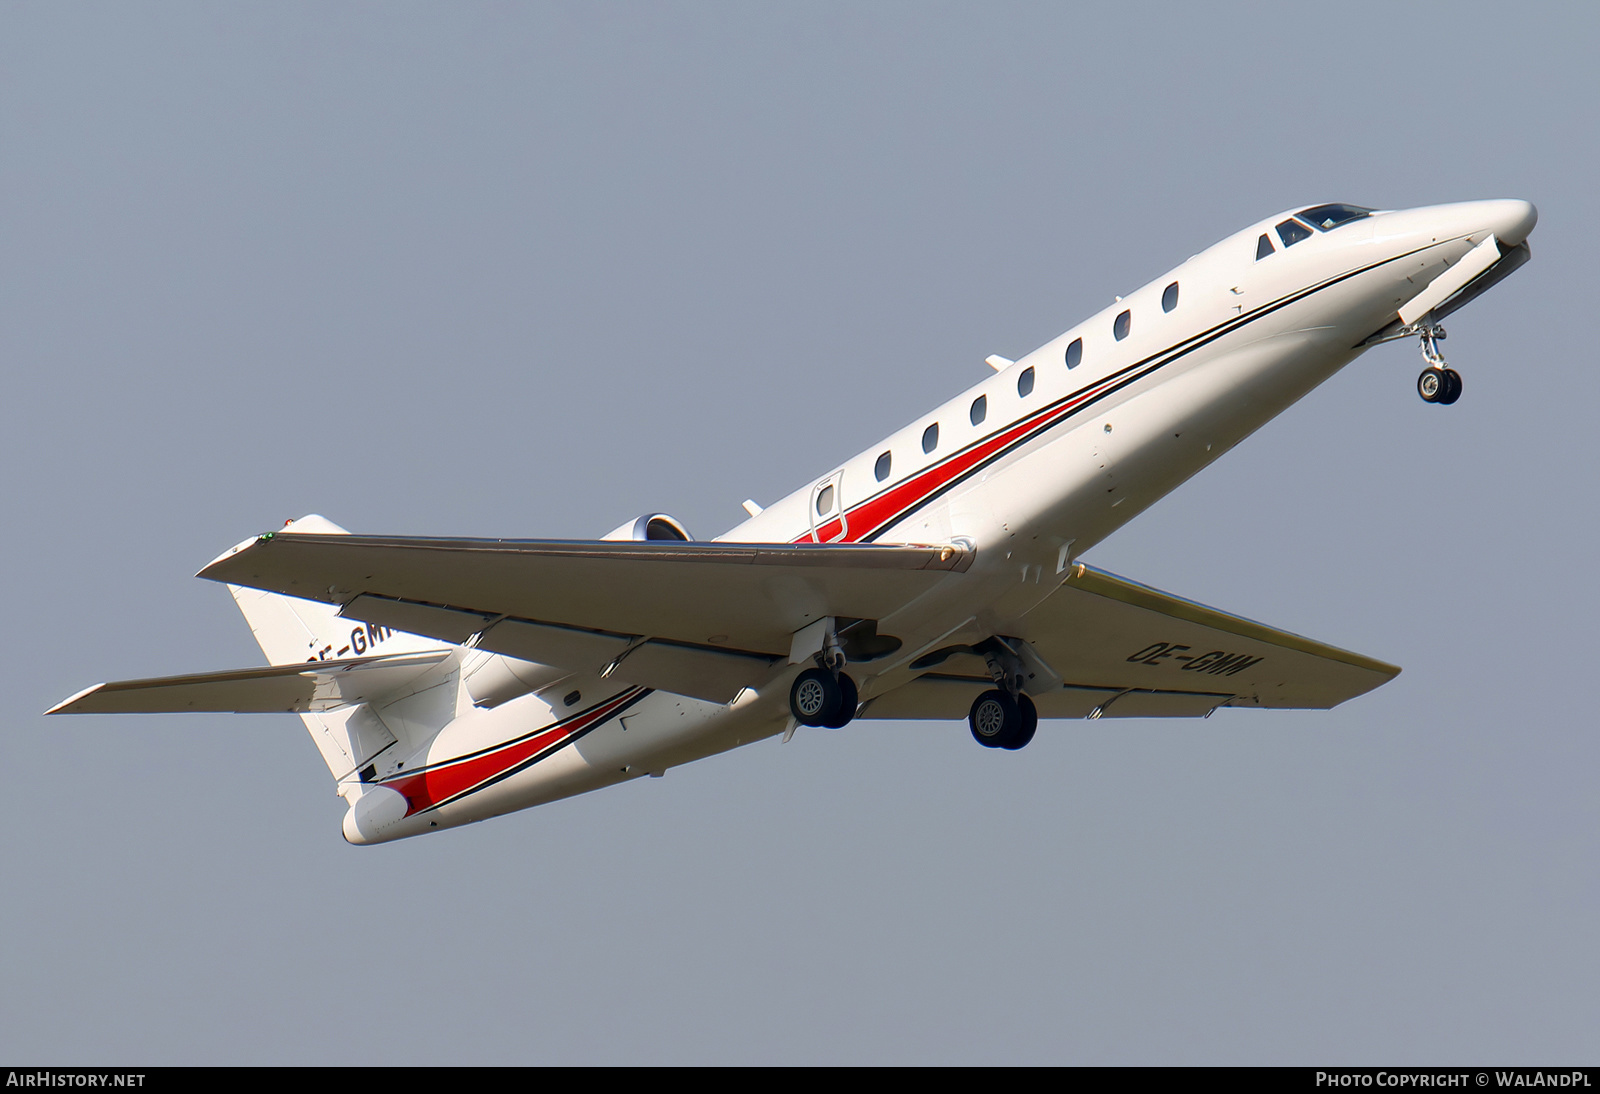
top-left (820, 673), bottom-right (859, 729)
top-left (969, 689), bottom-right (1019, 748)
top-left (1418, 367), bottom-right (1446, 403)
top-left (1438, 368), bottom-right (1462, 405)
top-left (790, 668), bottom-right (841, 727)
top-left (1001, 693), bottom-right (1038, 750)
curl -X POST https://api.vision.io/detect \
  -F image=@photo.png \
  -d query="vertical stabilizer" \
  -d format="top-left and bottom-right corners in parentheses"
top-left (228, 515), bottom-right (446, 667)
top-left (224, 515), bottom-right (465, 787)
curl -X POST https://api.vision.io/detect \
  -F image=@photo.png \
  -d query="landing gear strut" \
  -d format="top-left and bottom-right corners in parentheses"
top-left (1415, 325), bottom-right (1462, 405)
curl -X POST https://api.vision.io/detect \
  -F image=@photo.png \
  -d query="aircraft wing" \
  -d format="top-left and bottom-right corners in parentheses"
top-left (47, 651), bottom-right (452, 715)
top-left (199, 533), bottom-right (972, 704)
top-left (863, 562), bottom-right (1399, 720)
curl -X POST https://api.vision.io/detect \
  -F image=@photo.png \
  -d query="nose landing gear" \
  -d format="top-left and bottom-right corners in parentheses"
top-left (1415, 325), bottom-right (1462, 405)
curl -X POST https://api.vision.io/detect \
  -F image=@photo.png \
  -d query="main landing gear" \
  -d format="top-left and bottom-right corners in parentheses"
top-left (966, 638), bottom-right (1039, 750)
top-left (789, 667), bottom-right (859, 729)
top-left (787, 618), bottom-right (862, 730)
top-left (968, 689), bottom-right (1037, 750)
top-left (1415, 325), bottom-right (1462, 405)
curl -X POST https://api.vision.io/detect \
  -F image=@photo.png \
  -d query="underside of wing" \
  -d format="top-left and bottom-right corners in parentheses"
top-left (864, 562), bottom-right (1399, 720)
top-left (861, 674), bottom-right (1236, 719)
top-left (199, 532), bottom-right (971, 704)
top-left (47, 652), bottom-right (451, 715)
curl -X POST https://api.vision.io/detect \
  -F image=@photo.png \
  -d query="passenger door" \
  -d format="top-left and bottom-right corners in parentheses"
top-left (810, 471), bottom-right (848, 542)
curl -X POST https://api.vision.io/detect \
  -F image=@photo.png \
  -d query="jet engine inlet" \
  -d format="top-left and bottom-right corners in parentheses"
top-left (601, 513), bottom-right (695, 542)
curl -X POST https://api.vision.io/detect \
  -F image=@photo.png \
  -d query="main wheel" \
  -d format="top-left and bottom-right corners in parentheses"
top-left (820, 673), bottom-right (859, 729)
top-left (1418, 367), bottom-right (1447, 403)
top-left (969, 689), bottom-right (1020, 748)
top-left (790, 668), bottom-right (842, 727)
top-left (1000, 693), bottom-right (1038, 750)
top-left (1438, 368), bottom-right (1462, 405)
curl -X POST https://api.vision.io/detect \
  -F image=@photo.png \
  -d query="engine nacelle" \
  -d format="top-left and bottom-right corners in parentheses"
top-left (459, 513), bottom-right (694, 711)
top-left (461, 651), bottom-right (570, 709)
top-left (601, 513), bottom-right (694, 542)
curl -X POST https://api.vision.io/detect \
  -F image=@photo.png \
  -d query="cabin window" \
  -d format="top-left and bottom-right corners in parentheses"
top-left (1276, 218), bottom-right (1312, 248)
top-left (1017, 367), bottom-right (1035, 397)
top-left (1065, 338), bottom-right (1083, 369)
top-left (1256, 233), bottom-right (1275, 260)
top-left (816, 484), bottom-right (834, 515)
top-left (1162, 282), bottom-right (1179, 312)
top-left (922, 423), bottom-right (939, 454)
top-left (1113, 310), bottom-right (1131, 341)
top-left (874, 451), bottom-right (892, 482)
top-left (563, 690), bottom-right (581, 707)
top-left (970, 394), bottom-right (987, 425)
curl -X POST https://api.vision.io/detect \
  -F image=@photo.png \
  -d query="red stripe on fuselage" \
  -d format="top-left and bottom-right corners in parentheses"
top-left (382, 688), bottom-right (643, 816)
top-left (796, 370), bottom-right (1126, 545)
top-left (792, 243), bottom-right (1434, 548)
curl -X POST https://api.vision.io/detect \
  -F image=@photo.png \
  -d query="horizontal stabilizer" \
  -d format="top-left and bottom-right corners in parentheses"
top-left (47, 651), bottom-right (451, 716)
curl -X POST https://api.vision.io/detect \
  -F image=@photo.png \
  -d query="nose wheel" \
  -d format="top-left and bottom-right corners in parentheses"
top-left (1415, 325), bottom-right (1462, 405)
top-left (1418, 366), bottom-right (1462, 405)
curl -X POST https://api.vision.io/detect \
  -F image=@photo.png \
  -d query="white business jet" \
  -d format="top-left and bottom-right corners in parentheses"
top-left (50, 199), bottom-right (1537, 844)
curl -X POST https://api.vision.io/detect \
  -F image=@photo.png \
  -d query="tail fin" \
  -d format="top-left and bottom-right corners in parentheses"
top-left (226, 515), bottom-right (466, 788)
top-left (227, 515), bottom-right (443, 667)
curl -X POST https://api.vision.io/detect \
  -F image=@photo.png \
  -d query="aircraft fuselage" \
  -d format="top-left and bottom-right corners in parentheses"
top-left (353, 199), bottom-right (1535, 843)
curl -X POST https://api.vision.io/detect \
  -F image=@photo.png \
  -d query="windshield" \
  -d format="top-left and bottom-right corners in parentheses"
top-left (1277, 219), bottom-right (1313, 248)
top-left (1296, 204), bottom-right (1374, 231)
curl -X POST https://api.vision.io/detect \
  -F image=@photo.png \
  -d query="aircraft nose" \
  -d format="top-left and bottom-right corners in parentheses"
top-left (1484, 198), bottom-right (1538, 246)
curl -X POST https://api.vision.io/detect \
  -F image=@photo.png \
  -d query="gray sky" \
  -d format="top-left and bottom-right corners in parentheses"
top-left (3, 2), bottom-right (1596, 1064)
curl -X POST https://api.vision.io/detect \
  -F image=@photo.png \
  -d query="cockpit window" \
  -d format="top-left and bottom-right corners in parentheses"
top-left (1276, 219), bottom-right (1313, 248)
top-left (1256, 233), bottom-right (1275, 260)
top-left (1296, 204), bottom-right (1374, 231)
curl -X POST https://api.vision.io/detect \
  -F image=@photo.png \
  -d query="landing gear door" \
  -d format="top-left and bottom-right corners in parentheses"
top-left (810, 471), bottom-right (848, 543)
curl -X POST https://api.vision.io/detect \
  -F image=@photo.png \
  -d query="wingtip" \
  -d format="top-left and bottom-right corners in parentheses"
top-left (46, 683), bottom-right (107, 715)
top-left (197, 532), bottom-right (272, 581)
